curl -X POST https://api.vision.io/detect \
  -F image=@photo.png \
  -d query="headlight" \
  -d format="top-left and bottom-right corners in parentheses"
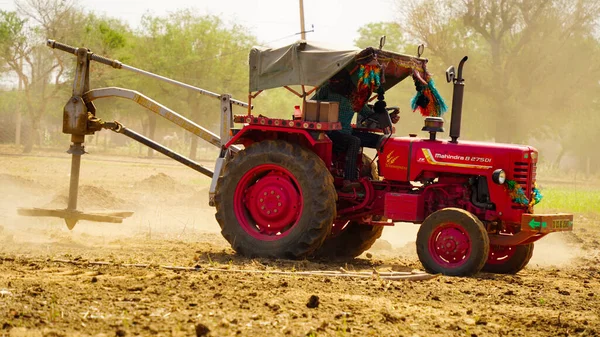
top-left (492, 169), bottom-right (506, 184)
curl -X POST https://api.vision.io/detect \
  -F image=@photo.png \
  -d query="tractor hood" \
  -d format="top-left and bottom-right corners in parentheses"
top-left (379, 137), bottom-right (537, 183)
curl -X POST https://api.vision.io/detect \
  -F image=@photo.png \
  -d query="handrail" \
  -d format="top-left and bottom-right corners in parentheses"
top-left (83, 87), bottom-right (223, 148)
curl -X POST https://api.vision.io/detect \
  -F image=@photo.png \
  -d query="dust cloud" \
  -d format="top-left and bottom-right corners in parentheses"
top-left (0, 155), bottom-right (223, 257)
top-left (376, 220), bottom-right (590, 271)
top-left (379, 223), bottom-right (418, 246)
top-left (529, 232), bottom-right (586, 268)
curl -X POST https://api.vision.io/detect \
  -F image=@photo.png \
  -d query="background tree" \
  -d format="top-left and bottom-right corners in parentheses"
top-left (354, 22), bottom-right (405, 51)
top-left (394, 0), bottom-right (600, 174)
top-left (0, 0), bottom-right (85, 152)
top-left (131, 10), bottom-right (257, 159)
top-left (401, 0), bottom-right (600, 143)
top-left (0, 2), bottom-right (259, 159)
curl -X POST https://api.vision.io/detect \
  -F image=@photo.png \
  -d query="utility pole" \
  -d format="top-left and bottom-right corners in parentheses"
top-left (299, 0), bottom-right (306, 40)
top-left (15, 57), bottom-right (22, 146)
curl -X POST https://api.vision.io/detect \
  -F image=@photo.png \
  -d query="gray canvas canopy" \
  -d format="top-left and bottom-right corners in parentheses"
top-left (248, 41), bottom-right (429, 93)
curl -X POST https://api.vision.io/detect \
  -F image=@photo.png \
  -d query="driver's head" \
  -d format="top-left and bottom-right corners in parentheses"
top-left (328, 68), bottom-right (354, 96)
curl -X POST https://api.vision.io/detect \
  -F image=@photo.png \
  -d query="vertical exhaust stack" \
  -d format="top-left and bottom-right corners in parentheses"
top-left (446, 56), bottom-right (468, 143)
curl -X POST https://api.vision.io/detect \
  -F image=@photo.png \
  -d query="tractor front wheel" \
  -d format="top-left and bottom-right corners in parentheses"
top-left (214, 140), bottom-right (336, 259)
top-left (416, 208), bottom-right (489, 276)
top-left (481, 243), bottom-right (534, 274)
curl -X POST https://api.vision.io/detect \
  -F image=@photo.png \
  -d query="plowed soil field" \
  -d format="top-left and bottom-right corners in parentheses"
top-left (0, 152), bottom-right (598, 337)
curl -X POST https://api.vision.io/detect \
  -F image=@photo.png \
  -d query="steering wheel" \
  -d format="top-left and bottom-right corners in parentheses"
top-left (359, 106), bottom-right (397, 135)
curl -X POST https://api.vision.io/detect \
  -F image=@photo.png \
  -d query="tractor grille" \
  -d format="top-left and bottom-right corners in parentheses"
top-left (513, 162), bottom-right (529, 186)
top-left (512, 161), bottom-right (532, 208)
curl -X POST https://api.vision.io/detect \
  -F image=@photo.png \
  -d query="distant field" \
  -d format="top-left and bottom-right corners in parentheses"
top-left (536, 184), bottom-right (600, 214)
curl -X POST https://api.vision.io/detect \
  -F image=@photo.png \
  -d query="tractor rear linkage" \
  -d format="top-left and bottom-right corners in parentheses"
top-left (18, 40), bottom-right (243, 229)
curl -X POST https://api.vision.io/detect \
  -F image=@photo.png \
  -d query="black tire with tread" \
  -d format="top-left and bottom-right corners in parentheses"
top-left (214, 140), bottom-right (336, 259)
top-left (416, 208), bottom-right (490, 276)
top-left (315, 221), bottom-right (384, 258)
top-left (315, 153), bottom-right (383, 258)
top-left (482, 243), bottom-right (534, 274)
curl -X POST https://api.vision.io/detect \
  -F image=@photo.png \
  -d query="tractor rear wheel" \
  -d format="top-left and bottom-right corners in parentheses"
top-left (314, 153), bottom-right (383, 258)
top-left (481, 243), bottom-right (534, 274)
top-left (314, 220), bottom-right (384, 258)
top-left (214, 140), bottom-right (336, 259)
top-left (416, 208), bottom-right (489, 276)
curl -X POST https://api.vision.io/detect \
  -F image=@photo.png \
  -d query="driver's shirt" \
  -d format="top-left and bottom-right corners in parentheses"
top-left (312, 84), bottom-right (372, 134)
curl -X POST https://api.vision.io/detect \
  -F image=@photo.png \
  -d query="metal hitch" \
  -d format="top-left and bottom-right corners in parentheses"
top-left (17, 44), bottom-right (134, 229)
top-left (18, 40), bottom-right (245, 229)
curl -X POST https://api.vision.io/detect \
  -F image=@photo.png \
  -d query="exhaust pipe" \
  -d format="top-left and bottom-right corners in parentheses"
top-left (446, 56), bottom-right (468, 143)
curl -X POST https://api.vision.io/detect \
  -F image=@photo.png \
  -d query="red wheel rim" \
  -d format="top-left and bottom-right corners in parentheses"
top-left (486, 245), bottom-right (516, 265)
top-left (234, 164), bottom-right (303, 241)
top-left (428, 222), bottom-right (472, 268)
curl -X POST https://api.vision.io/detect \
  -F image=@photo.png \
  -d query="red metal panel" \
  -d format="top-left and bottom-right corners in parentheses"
top-left (225, 123), bottom-right (333, 168)
top-left (225, 125), bottom-right (318, 148)
top-left (378, 137), bottom-right (413, 181)
top-left (233, 115), bottom-right (342, 131)
top-left (384, 193), bottom-right (424, 222)
top-left (407, 138), bottom-right (532, 181)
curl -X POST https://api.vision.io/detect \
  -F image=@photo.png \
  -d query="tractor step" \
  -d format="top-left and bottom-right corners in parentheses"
top-left (17, 208), bottom-right (134, 230)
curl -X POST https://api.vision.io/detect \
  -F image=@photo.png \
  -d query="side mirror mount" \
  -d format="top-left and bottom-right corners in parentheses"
top-left (446, 65), bottom-right (456, 83)
top-left (379, 35), bottom-right (386, 50)
top-left (417, 44), bottom-right (424, 58)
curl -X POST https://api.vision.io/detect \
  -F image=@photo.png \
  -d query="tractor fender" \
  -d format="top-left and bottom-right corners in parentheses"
top-left (225, 125), bottom-right (333, 167)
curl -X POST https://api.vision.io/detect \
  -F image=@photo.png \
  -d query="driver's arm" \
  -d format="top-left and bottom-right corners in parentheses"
top-left (358, 104), bottom-right (373, 119)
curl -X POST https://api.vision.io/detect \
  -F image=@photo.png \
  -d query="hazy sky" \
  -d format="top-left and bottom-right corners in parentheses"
top-left (0, 0), bottom-right (400, 47)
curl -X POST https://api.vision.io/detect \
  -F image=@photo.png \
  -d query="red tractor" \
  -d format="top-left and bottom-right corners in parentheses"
top-left (24, 40), bottom-right (573, 276)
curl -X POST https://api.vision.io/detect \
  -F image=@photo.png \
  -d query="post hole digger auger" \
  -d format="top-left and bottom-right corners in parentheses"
top-left (19, 39), bottom-right (574, 277)
top-left (18, 39), bottom-right (243, 229)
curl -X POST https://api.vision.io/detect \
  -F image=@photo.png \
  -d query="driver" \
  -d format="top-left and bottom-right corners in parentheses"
top-left (312, 69), bottom-right (399, 191)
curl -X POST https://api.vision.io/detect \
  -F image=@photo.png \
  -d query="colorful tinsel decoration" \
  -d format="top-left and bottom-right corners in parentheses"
top-left (411, 74), bottom-right (447, 117)
top-left (505, 180), bottom-right (543, 212)
top-left (350, 64), bottom-right (382, 112)
top-left (357, 64), bottom-right (381, 92)
top-left (529, 183), bottom-right (543, 210)
top-left (506, 180), bottom-right (529, 205)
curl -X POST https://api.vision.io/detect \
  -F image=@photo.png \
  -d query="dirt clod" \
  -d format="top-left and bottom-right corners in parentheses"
top-left (136, 173), bottom-right (185, 192)
top-left (381, 311), bottom-right (401, 323)
top-left (370, 239), bottom-right (393, 252)
top-left (47, 185), bottom-right (128, 210)
top-left (195, 323), bottom-right (210, 337)
top-left (306, 295), bottom-right (319, 308)
top-left (476, 318), bottom-right (488, 325)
